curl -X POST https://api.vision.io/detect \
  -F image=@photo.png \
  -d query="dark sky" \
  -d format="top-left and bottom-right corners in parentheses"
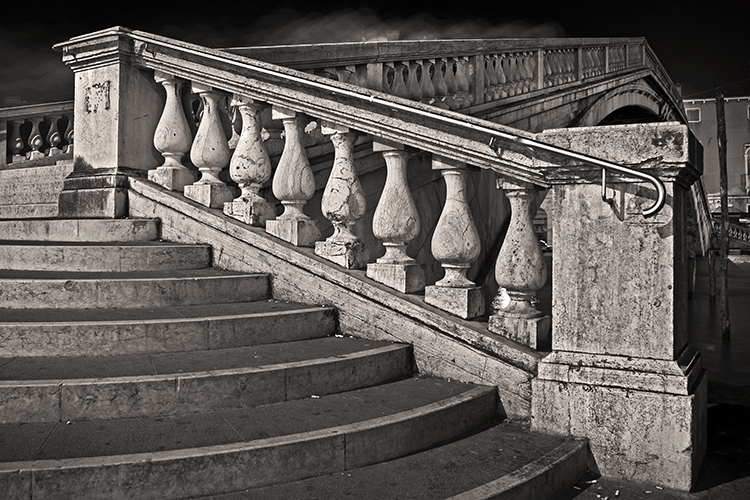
top-left (2, 0), bottom-right (749, 105)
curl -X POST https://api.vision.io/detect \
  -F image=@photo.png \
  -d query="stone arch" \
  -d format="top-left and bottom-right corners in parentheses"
top-left (571, 82), bottom-right (671, 127)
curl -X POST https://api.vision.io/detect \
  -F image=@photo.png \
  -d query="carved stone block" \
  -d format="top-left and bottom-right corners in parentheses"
top-left (315, 240), bottom-right (369, 269)
top-left (223, 199), bottom-right (277, 227)
top-left (488, 313), bottom-right (551, 350)
top-left (266, 218), bottom-right (320, 247)
top-left (366, 262), bottom-right (425, 294)
top-left (184, 183), bottom-right (236, 209)
top-left (148, 167), bottom-right (197, 192)
top-left (425, 285), bottom-right (485, 319)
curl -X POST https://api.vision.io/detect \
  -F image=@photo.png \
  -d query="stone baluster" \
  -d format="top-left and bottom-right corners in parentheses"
top-left (46, 116), bottom-right (63, 156)
top-left (418, 60), bottom-right (435, 105)
top-left (62, 117), bottom-right (74, 154)
top-left (184, 83), bottom-right (235, 208)
top-left (431, 59), bottom-right (449, 109)
top-left (265, 106), bottom-right (321, 247)
top-left (424, 157), bottom-right (484, 319)
top-left (443, 59), bottom-right (459, 109)
top-left (385, 62), bottom-right (409, 99)
top-left (564, 51), bottom-right (576, 82)
top-left (260, 107), bottom-right (284, 157)
top-left (315, 123), bottom-right (368, 268)
top-left (9, 120), bottom-right (25, 162)
top-left (454, 57), bottom-right (471, 107)
top-left (485, 55), bottom-right (499, 100)
top-left (27, 117), bottom-right (45, 160)
top-left (223, 96), bottom-right (276, 227)
top-left (149, 72), bottom-right (196, 192)
top-left (489, 180), bottom-right (550, 349)
top-left (405, 61), bottom-right (422, 101)
top-left (367, 141), bottom-right (425, 293)
top-left (507, 56), bottom-right (521, 96)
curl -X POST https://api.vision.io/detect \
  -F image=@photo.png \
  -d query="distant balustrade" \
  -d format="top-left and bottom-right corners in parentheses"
top-left (0, 101), bottom-right (74, 166)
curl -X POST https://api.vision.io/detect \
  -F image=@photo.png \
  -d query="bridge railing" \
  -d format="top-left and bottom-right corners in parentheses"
top-left (224, 38), bottom-right (662, 113)
top-left (0, 101), bottom-right (74, 166)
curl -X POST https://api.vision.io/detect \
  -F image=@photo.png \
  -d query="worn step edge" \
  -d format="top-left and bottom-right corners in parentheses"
top-left (0, 243), bottom-right (212, 272)
top-left (0, 386), bottom-right (496, 500)
top-left (0, 218), bottom-right (160, 242)
top-left (445, 439), bottom-right (590, 500)
top-left (0, 306), bottom-right (338, 357)
top-left (0, 344), bottom-right (412, 423)
top-left (0, 273), bottom-right (270, 309)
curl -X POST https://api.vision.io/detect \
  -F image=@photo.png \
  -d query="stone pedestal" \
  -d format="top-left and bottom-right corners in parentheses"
top-left (266, 218), bottom-right (320, 247)
top-left (367, 262), bottom-right (425, 294)
top-left (315, 239), bottom-right (369, 269)
top-left (58, 167), bottom-right (138, 218)
top-left (531, 122), bottom-right (705, 491)
top-left (148, 166), bottom-right (196, 192)
top-left (184, 183), bottom-right (236, 209)
top-left (425, 285), bottom-right (484, 319)
top-left (224, 199), bottom-right (276, 227)
top-left (488, 314), bottom-right (550, 350)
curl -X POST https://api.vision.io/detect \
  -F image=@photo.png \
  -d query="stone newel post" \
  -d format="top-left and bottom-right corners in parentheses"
top-left (489, 180), bottom-right (550, 348)
top-left (531, 122), bottom-right (706, 492)
top-left (223, 96), bottom-right (276, 227)
top-left (424, 156), bottom-right (484, 318)
top-left (265, 106), bottom-right (321, 247)
top-left (316, 123), bottom-right (368, 269)
top-left (367, 141), bottom-right (425, 293)
top-left (148, 71), bottom-right (196, 192)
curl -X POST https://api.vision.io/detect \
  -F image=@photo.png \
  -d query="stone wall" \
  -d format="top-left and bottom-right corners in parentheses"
top-left (0, 159), bottom-right (73, 218)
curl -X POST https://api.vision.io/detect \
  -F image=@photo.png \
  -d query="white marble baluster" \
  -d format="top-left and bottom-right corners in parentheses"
top-left (316, 123), bottom-right (368, 268)
top-left (9, 120), bottom-right (25, 162)
top-left (46, 115), bottom-right (62, 156)
top-left (425, 157), bottom-right (484, 319)
top-left (260, 107), bottom-right (284, 158)
top-left (367, 141), bottom-right (424, 293)
top-left (265, 106), bottom-right (321, 247)
top-left (455, 57), bottom-right (471, 107)
top-left (149, 72), bottom-right (196, 192)
top-left (405, 61), bottom-right (422, 101)
top-left (443, 58), bottom-right (459, 109)
top-left (431, 59), bottom-right (449, 109)
top-left (489, 180), bottom-right (549, 348)
top-left (62, 116), bottom-right (74, 154)
top-left (223, 96), bottom-right (276, 227)
top-left (184, 83), bottom-right (235, 208)
top-left (27, 117), bottom-right (44, 160)
top-left (418, 60), bottom-right (436, 105)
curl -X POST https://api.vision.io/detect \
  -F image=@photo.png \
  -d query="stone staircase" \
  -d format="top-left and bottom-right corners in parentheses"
top-left (0, 217), bottom-right (587, 499)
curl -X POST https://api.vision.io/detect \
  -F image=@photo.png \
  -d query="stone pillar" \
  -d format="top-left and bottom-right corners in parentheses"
top-left (223, 96), bottom-right (276, 227)
top-left (315, 123), bottom-right (368, 268)
top-left (184, 83), bottom-right (236, 208)
top-left (424, 156), bottom-right (484, 318)
top-left (489, 180), bottom-right (550, 348)
top-left (148, 71), bottom-right (196, 192)
top-left (366, 141), bottom-right (425, 293)
top-left (54, 27), bottom-right (163, 217)
top-left (531, 123), bottom-right (706, 492)
top-left (265, 106), bottom-right (320, 247)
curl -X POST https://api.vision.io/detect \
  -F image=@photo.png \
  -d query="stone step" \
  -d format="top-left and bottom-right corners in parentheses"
top-left (0, 269), bottom-right (270, 309)
top-left (0, 377), bottom-right (497, 499)
top-left (0, 301), bottom-right (337, 357)
top-left (0, 218), bottom-right (160, 242)
top-left (0, 338), bottom-right (411, 423)
top-left (239, 423), bottom-right (588, 500)
top-left (0, 241), bottom-right (212, 272)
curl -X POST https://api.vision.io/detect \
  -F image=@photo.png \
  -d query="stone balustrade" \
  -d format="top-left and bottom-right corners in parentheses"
top-left (0, 101), bottom-right (74, 165)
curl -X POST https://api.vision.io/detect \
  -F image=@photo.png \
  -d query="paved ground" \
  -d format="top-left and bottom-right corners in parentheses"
top-left (563, 256), bottom-right (750, 499)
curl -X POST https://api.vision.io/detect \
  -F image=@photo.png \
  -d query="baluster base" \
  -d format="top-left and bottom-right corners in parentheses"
top-left (266, 218), bottom-right (321, 247)
top-left (424, 285), bottom-right (484, 319)
top-left (148, 167), bottom-right (197, 193)
top-left (184, 183), bottom-right (237, 208)
top-left (47, 147), bottom-right (63, 157)
top-left (488, 313), bottom-right (551, 350)
top-left (224, 199), bottom-right (277, 227)
top-left (27, 151), bottom-right (45, 161)
top-left (315, 239), bottom-right (369, 269)
top-left (366, 262), bottom-right (425, 294)
top-left (58, 167), bottom-right (135, 218)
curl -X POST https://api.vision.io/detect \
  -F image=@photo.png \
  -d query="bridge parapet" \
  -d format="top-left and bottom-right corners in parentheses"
top-left (0, 101), bottom-right (74, 166)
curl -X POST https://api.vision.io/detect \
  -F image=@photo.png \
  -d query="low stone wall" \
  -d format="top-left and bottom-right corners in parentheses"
top-left (0, 158), bottom-right (73, 219)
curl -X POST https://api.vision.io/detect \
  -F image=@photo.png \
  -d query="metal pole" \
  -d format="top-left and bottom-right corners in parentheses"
top-left (716, 87), bottom-right (730, 339)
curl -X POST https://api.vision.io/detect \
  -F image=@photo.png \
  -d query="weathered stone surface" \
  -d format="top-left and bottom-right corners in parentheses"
top-left (266, 218), bottom-right (321, 247)
top-left (424, 285), bottom-right (484, 319)
top-left (488, 313), bottom-right (550, 350)
top-left (366, 262), bottom-right (425, 294)
top-left (148, 166), bottom-right (197, 192)
top-left (184, 183), bottom-right (236, 209)
top-left (315, 239), bottom-right (369, 269)
top-left (0, 218), bottom-right (159, 242)
top-left (224, 199), bottom-right (277, 227)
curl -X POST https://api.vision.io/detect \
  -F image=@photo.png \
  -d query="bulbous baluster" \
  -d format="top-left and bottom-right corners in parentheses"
top-left (405, 61), bottom-right (422, 101)
top-left (485, 55), bottom-right (499, 100)
top-left (9, 120), bottom-right (25, 162)
top-left (431, 59), bottom-right (449, 109)
top-left (454, 57), bottom-right (471, 106)
top-left (149, 72), bottom-right (196, 192)
top-left (27, 117), bottom-right (44, 160)
top-left (46, 115), bottom-right (62, 156)
top-left (62, 116), bottom-right (74, 154)
top-left (418, 60), bottom-right (435, 105)
top-left (489, 181), bottom-right (549, 348)
top-left (184, 83), bottom-right (235, 208)
top-left (443, 58), bottom-right (459, 109)
top-left (265, 106), bottom-right (320, 247)
top-left (367, 141), bottom-right (424, 293)
top-left (315, 123), bottom-right (368, 268)
top-left (223, 96), bottom-right (276, 227)
top-left (424, 157), bottom-right (484, 319)
top-left (260, 107), bottom-right (284, 158)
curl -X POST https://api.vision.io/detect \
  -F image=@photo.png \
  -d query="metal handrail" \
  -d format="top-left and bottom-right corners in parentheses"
top-left (68, 28), bottom-right (668, 218)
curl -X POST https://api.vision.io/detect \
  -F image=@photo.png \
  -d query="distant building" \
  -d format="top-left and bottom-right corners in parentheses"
top-left (683, 96), bottom-right (750, 214)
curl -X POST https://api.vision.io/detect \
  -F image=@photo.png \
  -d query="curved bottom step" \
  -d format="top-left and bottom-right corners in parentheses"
top-left (211, 423), bottom-right (588, 500)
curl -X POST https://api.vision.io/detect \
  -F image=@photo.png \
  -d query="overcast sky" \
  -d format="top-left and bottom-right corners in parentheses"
top-left (1, 0), bottom-right (748, 105)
